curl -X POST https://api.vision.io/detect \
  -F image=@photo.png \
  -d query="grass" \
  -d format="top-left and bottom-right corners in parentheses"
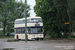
top-left (44, 36), bottom-right (75, 39)
top-left (64, 38), bottom-right (75, 39)
top-left (0, 36), bottom-right (10, 38)
top-left (7, 39), bottom-right (19, 41)
top-left (44, 37), bottom-right (51, 38)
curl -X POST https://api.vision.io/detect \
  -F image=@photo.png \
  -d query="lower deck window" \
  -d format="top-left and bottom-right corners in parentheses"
top-left (28, 29), bottom-right (31, 33)
top-left (31, 28), bottom-right (43, 33)
top-left (15, 28), bottom-right (43, 34)
top-left (32, 29), bottom-right (37, 33)
top-left (15, 29), bottom-right (25, 33)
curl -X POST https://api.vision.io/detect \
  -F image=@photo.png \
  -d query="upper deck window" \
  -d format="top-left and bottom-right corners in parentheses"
top-left (31, 18), bottom-right (42, 22)
top-left (15, 18), bottom-right (42, 24)
top-left (15, 20), bottom-right (24, 24)
top-left (15, 19), bottom-right (31, 24)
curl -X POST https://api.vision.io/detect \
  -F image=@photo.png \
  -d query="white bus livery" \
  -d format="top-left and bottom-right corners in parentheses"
top-left (14, 17), bottom-right (44, 40)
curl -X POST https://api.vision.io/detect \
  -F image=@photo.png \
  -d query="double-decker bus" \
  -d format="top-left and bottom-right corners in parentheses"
top-left (14, 17), bottom-right (44, 40)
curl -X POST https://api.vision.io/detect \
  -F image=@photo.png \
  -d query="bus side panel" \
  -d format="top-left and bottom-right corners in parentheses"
top-left (14, 34), bottom-right (25, 39)
top-left (27, 34), bottom-right (32, 40)
top-left (28, 34), bottom-right (44, 40)
top-left (32, 34), bottom-right (43, 38)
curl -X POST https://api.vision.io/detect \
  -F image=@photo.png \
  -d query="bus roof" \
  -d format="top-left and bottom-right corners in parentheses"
top-left (15, 17), bottom-right (41, 21)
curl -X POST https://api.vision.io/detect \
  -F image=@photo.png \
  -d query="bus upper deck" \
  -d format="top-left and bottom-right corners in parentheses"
top-left (14, 17), bottom-right (43, 28)
top-left (15, 17), bottom-right (42, 24)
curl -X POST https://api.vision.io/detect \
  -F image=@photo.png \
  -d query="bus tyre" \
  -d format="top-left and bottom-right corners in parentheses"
top-left (37, 38), bottom-right (39, 41)
top-left (41, 38), bottom-right (43, 40)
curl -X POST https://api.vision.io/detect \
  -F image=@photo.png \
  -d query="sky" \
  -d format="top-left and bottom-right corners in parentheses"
top-left (18, 0), bottom-right (36, 17)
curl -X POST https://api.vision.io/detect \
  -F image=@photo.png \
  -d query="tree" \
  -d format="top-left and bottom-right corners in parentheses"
top-left (6, 0), bottom-right (30, 34)
top-left (70, 0), bottom-right (75, 32)
top-left (16, 1), bottom-right (30, 18)
top-left (34, 0), bottom-right (58, 38)
top-left (34, 0), bottom-right (69, 38)
top-left (0, 0), bottom-right (30, 36)
top-left (55, 0), bottom-right (69, 37)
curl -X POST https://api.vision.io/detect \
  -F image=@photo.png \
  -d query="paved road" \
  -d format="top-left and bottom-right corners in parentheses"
top-left (0, 38), bottom-right (75, 50)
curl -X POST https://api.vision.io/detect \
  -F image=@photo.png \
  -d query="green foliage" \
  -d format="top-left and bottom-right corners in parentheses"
top-left (0, 36), bottom-right (10, 38)
top-left (34, 0), bottom-right (71, 38)
top-left (0, 0), bottom-right (30, 35)
top-left (71, 0), bottom-right (75, 31)
top-left (7, 39), bottom-right (19, 41)
top-left (0, 30), bottom-right (3, 35)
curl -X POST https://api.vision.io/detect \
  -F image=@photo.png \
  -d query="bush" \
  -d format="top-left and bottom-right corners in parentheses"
top-left (7, 39), bottom-right (19, 41)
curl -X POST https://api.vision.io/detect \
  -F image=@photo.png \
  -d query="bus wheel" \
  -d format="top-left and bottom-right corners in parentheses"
top-left (41, 38), bottom-right (43, 40)
top-left (37, 38), bottom-right (39, 41)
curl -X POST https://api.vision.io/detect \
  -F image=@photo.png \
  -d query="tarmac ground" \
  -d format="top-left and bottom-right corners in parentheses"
top-left (0, 38), bottom-right (75, 50)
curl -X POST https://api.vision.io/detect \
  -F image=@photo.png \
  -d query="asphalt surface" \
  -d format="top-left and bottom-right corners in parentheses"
top-left (0, 38), bottom-right (75, 50)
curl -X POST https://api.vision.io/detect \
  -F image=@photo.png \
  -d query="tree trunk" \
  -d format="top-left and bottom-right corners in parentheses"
top-left (3, 28), bottom-right (5, 36)
top-left (3, 23), bottom-right (6, 36)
